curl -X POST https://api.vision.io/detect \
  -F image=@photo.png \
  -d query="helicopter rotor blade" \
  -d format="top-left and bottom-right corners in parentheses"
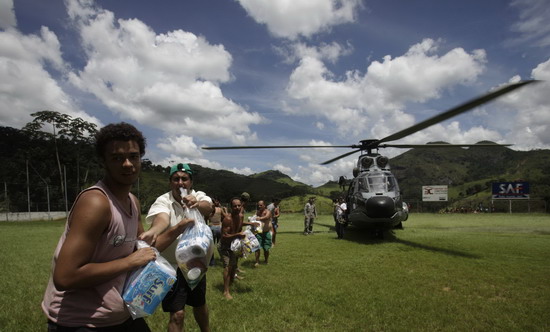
top-left (377, 80), bottom-right (538, 145)
top-left (381, 143), bottom-right (513, 148)
top-left (320, 149), bottom-right (362, 165)
top-left (202, 145), bottom-right (352, 150)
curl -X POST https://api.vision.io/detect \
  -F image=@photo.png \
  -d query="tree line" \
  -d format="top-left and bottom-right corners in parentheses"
top-left (1, 111), bottom-right (100, 213)
top-left (1, 111), bottom-right (315, 214)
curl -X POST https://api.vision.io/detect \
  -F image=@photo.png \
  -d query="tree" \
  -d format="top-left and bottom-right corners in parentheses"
top-left (22, 111), bottom-right (98, 203)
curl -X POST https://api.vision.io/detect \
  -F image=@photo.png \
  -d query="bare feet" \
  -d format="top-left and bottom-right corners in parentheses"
top-left (235, 274), bottom-right (244, 280)
top-left (254, 262), bottom-right (259, 267)
top-left (223, 292), bottom-right (233, 300)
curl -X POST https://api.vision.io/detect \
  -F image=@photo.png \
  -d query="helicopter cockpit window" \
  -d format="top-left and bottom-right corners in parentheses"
top-left (368, 174), bottom-right (386, 192)
top-left (358, 172), bottom-right (398, 193)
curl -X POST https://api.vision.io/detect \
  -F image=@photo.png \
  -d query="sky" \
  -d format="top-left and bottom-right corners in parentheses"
top-left (1, 0), bottom-right (549, 187)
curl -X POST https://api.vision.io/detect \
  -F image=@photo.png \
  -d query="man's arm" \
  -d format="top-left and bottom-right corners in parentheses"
top-left (256, 210), bottom-right (272, 222)
top-left (183, 193), bottom-right (213, 218)
top-left (274, 206), bottom-right (280, 218)
top-left (154, 217), bottom-right (194, 252)
top-left (196, 200), bottom-right (213, 218)
top-left (133, 194), bottom-right (151, 240)
top-left (53, 190), bottom-right (156, 291)
top-left (221, 215), bottom-right (244, 241)
top-left (138, 213), bottom-right (170, 245)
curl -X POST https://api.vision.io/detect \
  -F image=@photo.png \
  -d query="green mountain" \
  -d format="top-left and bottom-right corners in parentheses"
top-left (137, 143), bottom-right (550, 213)
top-left (139, 165), bottom-right (313, 210)
top-left (390, 141), bottom-right (550, 210)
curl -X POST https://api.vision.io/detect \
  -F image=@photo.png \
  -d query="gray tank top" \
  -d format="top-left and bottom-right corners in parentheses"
top-left (42, 180), bottom-right (139, 327)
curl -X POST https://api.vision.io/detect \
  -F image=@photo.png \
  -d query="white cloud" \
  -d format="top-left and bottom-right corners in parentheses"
top-left (229, 166), bottom-right (254, 176)
top-left (401, 121), bottom-right (505, 146)
top-left (154, 153), bottom-right (224, 172)
top-left (0, 26), bottom-right (100, 128)
top-left (277, 41), bottom-right (354, 64)
top-left (284, 38), bottom-right (487, 142)
top-left (273, 163), bottom-right (292, 174)
top-left (509, 0), bottom-right (550, 47)
top-left (65, 0), bottom-right (262, 144)
top-left (292, 156), bottom-right (355, 187)
top-left (237, 0), bottom-right (362, 40)
top-left (0, 0), bottom-right (16, 29)
top-left (157, 135), bottom-right (202, 158)
top-left (494, 59), bottom-right (550, 150)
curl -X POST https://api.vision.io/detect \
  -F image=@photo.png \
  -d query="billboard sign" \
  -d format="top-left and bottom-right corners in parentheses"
top-left (492, 182), bottom-right (530, 199)
top-left (422, 185), bottom-right (448, 201)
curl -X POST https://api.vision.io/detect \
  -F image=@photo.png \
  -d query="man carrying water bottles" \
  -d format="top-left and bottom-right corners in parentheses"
top-left (140, 163), bottom-right (213, 332)
top-left (42, 123), bottom-right (156, 331)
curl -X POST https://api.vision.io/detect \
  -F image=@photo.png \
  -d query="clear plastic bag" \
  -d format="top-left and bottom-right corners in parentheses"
top-left (123, 241), bottom-right (177, 319)
top-left (241, 227), bottom-right (260, 257)
top-left (230, 238), bottom-right (242, 253)
top-left (248, 215), bottom-right (263, 234)
top-left (175, 189), bottom-right (214, 290)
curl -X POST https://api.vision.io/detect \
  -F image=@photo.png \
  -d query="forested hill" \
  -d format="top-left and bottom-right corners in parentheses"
top-left (2, 118), bottom-right (550, 214)
top-left (390, 141), bottom-right (550, 204)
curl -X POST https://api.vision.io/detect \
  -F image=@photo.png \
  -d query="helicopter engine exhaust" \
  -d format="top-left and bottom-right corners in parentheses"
top-left (365, 196), bottom-right (395, 218)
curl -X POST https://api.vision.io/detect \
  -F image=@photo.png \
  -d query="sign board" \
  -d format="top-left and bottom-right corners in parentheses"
top-left (422, 185), bottom-right (448, 201)
top-left (492, 182), bottom-right (530, 199)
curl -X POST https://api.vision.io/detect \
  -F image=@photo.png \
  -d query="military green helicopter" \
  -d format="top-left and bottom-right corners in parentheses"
top-left (203, 80), bottom-right (537, 235)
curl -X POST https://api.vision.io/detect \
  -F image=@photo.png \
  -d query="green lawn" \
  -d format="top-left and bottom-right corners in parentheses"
top-left (1, 213), bottom-right (549, 331)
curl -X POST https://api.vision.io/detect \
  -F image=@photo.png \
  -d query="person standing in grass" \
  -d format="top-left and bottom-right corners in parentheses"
top-left (42, 122), bottom-right (157, 331)
top-left (219, 197), bottom-right (246, 300)
top-left (335, 197), bottom-right (347, 239)
top-left (254, 200), bottom-right (273, 267)
top-left (207, 197), bottom-right (223, 266)
top-left (140, 162), bottom-right (213, 332)
top-left (234, 192), bottom-right (251, 277)
top-left (304, 197), bottom-right (317, 235)
top-left (267, 198), bottom-right (281, 246)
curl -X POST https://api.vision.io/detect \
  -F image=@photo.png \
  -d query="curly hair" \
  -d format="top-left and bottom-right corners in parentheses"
top-left (95, 122), bottom-right (146, 158)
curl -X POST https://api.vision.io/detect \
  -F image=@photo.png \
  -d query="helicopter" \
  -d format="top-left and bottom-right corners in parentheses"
top-left (203, 80), bottom-right (538, 234)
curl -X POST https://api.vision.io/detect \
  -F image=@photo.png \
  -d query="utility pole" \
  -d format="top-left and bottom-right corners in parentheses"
top-left (4, 182), bottom-right (8, 221)
top-left (30, 163), bottom-right (51, 220)
top-left (64, 165), bottom-right (68, 216)
top-left (27, 160), bottom-right (31, 220)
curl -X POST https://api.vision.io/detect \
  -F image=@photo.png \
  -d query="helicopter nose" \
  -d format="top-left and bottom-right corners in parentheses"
top-left (365, 196), bottom-right (395, 218)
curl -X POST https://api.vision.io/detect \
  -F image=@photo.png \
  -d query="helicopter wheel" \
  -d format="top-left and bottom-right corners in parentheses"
top-left (394, 222), bottom-right (403, 230)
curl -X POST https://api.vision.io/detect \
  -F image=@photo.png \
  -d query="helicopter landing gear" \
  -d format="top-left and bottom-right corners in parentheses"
top-left (394, 222), bottom-right (403, 230)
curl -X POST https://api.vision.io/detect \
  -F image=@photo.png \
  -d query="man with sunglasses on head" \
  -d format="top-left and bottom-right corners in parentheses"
top-left (140, 163), bottom-right (213, 332)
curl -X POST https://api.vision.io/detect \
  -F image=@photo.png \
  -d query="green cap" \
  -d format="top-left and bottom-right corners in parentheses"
top-left (170, 163), bottom-right (193, 177)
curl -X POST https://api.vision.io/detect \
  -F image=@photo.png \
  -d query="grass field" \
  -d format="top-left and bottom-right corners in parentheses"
top-left (1, 213), bottom-right (549, 331)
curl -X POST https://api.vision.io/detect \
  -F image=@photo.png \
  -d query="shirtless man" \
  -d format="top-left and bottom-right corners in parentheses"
top-left (208, 198), bottom-right (223, 266)
top-left (254, 200), bottom-right (273, 267)
top-left (219, 198), bottom-right (246, 300)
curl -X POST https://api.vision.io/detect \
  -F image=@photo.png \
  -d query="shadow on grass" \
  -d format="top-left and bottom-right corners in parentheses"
top-left (393, 238), bottom-right (480, 258)
top-left (341, 226), bottom-right (480, 259)
top-left (277, 221), bottom-right (336, 235)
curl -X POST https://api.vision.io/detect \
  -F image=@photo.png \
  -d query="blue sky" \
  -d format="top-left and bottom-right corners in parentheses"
top-left (1, 0), bottom-right (549, 186)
